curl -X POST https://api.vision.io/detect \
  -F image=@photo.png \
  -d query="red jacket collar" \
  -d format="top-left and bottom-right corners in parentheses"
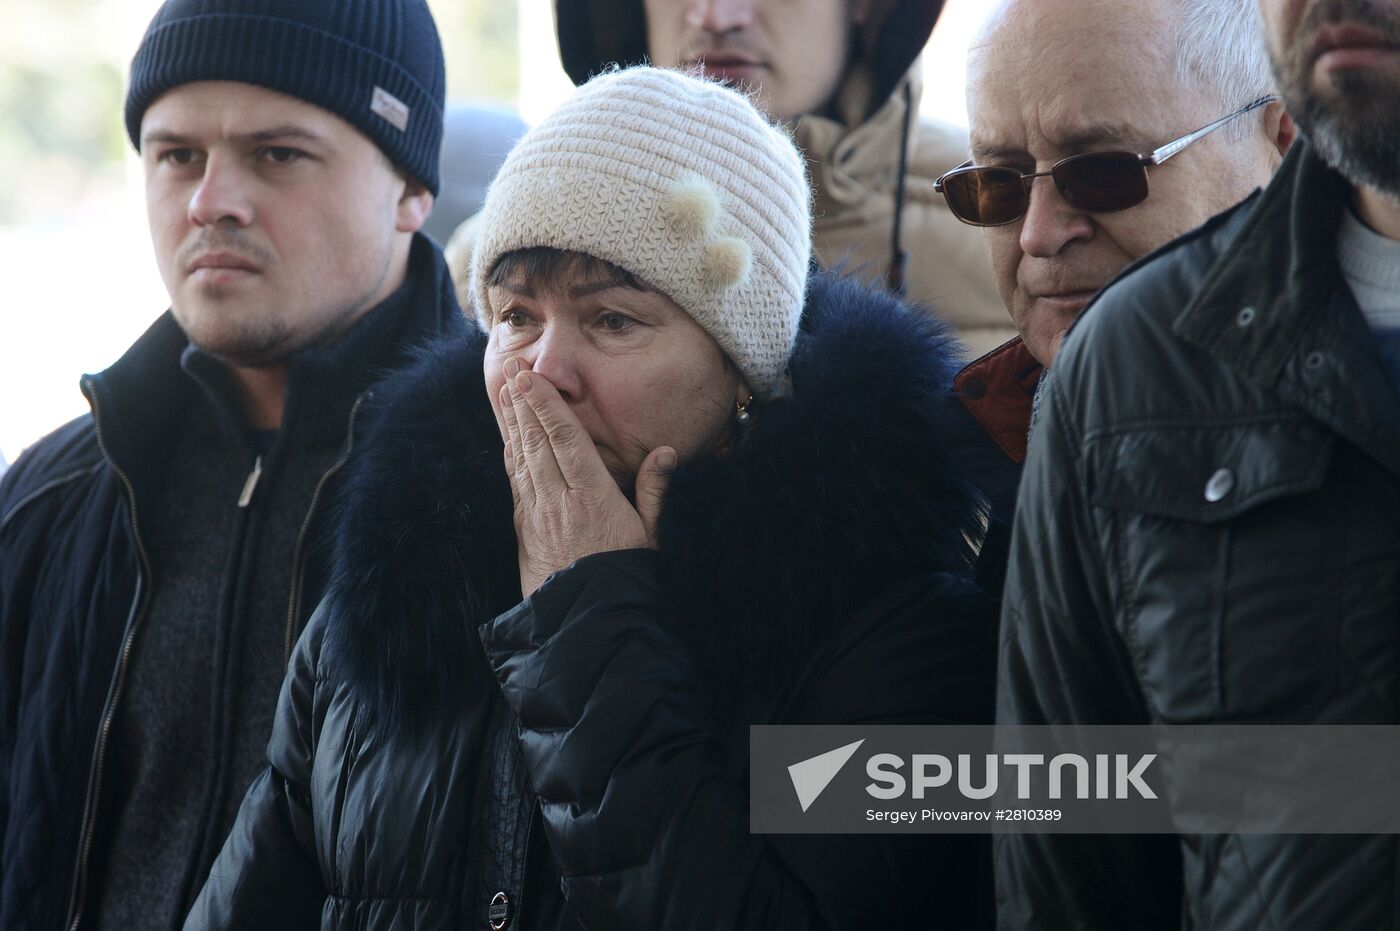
top-left (954, 336), bottom-right (1044, 464)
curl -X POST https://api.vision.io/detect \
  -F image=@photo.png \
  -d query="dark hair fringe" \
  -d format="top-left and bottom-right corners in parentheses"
top-left (487, 247), bottom-right (649, 295)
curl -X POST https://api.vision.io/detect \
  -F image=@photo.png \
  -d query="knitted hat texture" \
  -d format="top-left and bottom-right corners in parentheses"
top-left (471, 67), bottom-right (813, 397)
top-left (124, 0), bottom-right (446, 194)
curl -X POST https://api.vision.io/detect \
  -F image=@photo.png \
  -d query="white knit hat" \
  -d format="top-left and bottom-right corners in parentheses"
top-left (470, 66), bottom-right (813, 397)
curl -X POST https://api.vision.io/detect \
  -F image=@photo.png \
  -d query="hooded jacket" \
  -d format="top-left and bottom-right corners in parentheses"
top-left (187, 270), bottom-right (998, 930)
top-left (997, 141), bottom-right (1400, 929)
top-left (0, 235), bottom-right (465, 931)
top-left (446, 0), bottom-right (1010, 355)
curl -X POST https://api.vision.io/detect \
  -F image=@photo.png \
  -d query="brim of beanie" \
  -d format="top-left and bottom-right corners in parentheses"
top-left (124, 13), bottom-right (442, 195)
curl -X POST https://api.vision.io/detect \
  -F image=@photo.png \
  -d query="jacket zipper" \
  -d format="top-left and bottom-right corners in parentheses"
top-left (63, 379), bottom-right (156, 931)
top-left (62, 389), bottom-right (369, 927)
top-left (237, 456), bottom-right (263, 508)
top-left (282, 393), bottom-right (368, 669)
top-left (515, 798), bottom-right (540, 927)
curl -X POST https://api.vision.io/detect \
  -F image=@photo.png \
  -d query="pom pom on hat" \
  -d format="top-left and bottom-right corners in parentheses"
top-left (701, 237), bottom-right (752, 290)
top-left (663, 177), bottom-right (722, 240)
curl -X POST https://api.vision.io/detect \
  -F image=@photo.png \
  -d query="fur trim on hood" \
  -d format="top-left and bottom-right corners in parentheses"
top-left (321, 269), bottom-right (983, 736)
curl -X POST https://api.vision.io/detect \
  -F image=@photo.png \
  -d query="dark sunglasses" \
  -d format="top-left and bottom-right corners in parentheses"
top-left (933, 96), bottom-right (1279, 227)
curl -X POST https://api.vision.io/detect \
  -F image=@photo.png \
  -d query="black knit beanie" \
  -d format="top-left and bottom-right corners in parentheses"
top-left (124, 0), bottom-right (446, 195)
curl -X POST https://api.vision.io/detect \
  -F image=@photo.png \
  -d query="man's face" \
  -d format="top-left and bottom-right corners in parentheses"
top-left (1259, 0), bottom-right (1400, 197)
top-left (967, 0), bottom-right (1278, 366)
top-left (644, 0), bottom-right (854, 121)
top-left (142, 82), bottom-right (429, 368)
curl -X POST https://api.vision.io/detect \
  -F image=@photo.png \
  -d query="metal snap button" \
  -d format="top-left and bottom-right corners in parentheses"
top-left (1305, 350), bottom-right (1326, 369)
top-left (489, 891), bottom-right (511, 930)
top-left (1204, 468), bottom-right (1235, 503)
top-left (963, 378), bottom-right (987, 401)
top-left (1236, 306), bottom-right (1256, 327)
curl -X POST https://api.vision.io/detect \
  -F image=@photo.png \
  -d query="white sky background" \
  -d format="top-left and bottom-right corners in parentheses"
top-left (0, 0), bottom-right (993, 464)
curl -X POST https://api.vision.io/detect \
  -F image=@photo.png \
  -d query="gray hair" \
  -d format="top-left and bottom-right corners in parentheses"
top-left (1174, 0), bottom-right (1277, 136)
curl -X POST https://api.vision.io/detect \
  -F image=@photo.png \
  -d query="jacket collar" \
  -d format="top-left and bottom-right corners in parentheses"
top-left (798, 67), bottom-right (922, 211)
top-left (1173, 140), bottom-right (1400, 477)
top-left (321, 269), bottom-right (985, 734)
top-left (953, 336), bottom-right (1042, 464)
top-left (1173, 140), bottom-right (1348, 383)
top-left (178, 277), bottom-right (421, 451)
top-left (81, 233), bottom-right (465, 503)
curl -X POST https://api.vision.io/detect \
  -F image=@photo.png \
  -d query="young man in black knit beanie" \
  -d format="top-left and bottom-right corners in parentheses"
top-left (0, 2), bottom-right (468, 927)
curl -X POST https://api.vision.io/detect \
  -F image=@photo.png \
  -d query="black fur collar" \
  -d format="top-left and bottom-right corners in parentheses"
top-left (321, 270), bottom-right (982, 734)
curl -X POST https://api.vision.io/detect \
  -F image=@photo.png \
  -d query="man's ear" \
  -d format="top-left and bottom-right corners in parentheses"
top-left (1265, 100), bottom-right (1297, 159)
top-left (395, 177), bottom-right (434, 234)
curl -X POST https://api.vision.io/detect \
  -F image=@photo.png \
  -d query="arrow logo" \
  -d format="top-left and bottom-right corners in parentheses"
top-left (788, 739), bottom-right (865, 812)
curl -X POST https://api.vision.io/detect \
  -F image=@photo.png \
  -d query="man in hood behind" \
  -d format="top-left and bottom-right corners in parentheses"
top-left (446, 0), bottom-right (1010, 355)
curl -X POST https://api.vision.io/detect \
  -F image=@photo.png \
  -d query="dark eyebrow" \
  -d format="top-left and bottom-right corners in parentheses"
top-left (141, 129), bottom-right (197, 147)
top-left (1047, 123), bottom-right (1144, 153)
top-left (970, 123), bottom-right (1147, 164)
top-left (140, 126), bottom-right (328, 148)
top-left (239, 127), bottom-right (327, 146)
top-left (969, 140), bottom-right (1031, 163)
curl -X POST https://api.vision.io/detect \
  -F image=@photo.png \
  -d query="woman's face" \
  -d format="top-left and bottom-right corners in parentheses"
top-left (483, 257), bottom-right (748, 493)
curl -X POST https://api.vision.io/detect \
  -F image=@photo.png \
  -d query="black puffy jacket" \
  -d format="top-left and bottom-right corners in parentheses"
top-left (996, 141), bottom-right (1400, 929)
top-left (186, 271), bottom-right (999, 930)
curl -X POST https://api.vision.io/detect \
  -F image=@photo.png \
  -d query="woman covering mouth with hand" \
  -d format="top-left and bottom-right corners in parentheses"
top-left (187, 67), bottom-right (996, 931)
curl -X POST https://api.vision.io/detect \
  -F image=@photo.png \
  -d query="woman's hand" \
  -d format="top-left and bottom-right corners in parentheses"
top-left (497, 359), bottom-right (675, 599)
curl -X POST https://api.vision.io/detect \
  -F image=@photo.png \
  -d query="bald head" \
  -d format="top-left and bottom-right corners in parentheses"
top-left (963, 0), bottom-right (1289, 365)
top-left (974, 0), bottom-right (1178, 118)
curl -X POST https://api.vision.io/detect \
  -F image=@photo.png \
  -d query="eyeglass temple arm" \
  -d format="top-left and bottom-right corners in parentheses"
top-left (1146, 95), bottom-right (1280, 165)
top-left (932, 159), bottom-right (974, 192)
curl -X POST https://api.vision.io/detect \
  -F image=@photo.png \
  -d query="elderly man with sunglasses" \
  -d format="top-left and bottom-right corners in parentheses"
top-left (996, 0), bottom-right (1400, 925)
top-left (936, 0), bottom-right (1293, 543)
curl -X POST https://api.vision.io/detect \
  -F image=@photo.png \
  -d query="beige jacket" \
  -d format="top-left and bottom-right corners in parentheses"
top-left (798, 67), bottom-right (1012, 356)
top-left (447, 68), bottom-right (1013, 356)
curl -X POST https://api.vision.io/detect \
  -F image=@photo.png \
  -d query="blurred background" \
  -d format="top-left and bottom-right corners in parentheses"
top-left (0, 0), bottom-right (993, 465)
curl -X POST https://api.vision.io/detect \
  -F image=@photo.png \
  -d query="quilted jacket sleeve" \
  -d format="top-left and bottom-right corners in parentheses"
top-left (995, 372), bottom-right (1182, 930)
top-left (183, 605), bottom-right (328, 931)
top-left (481, 549), bottom-right (996, 930)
